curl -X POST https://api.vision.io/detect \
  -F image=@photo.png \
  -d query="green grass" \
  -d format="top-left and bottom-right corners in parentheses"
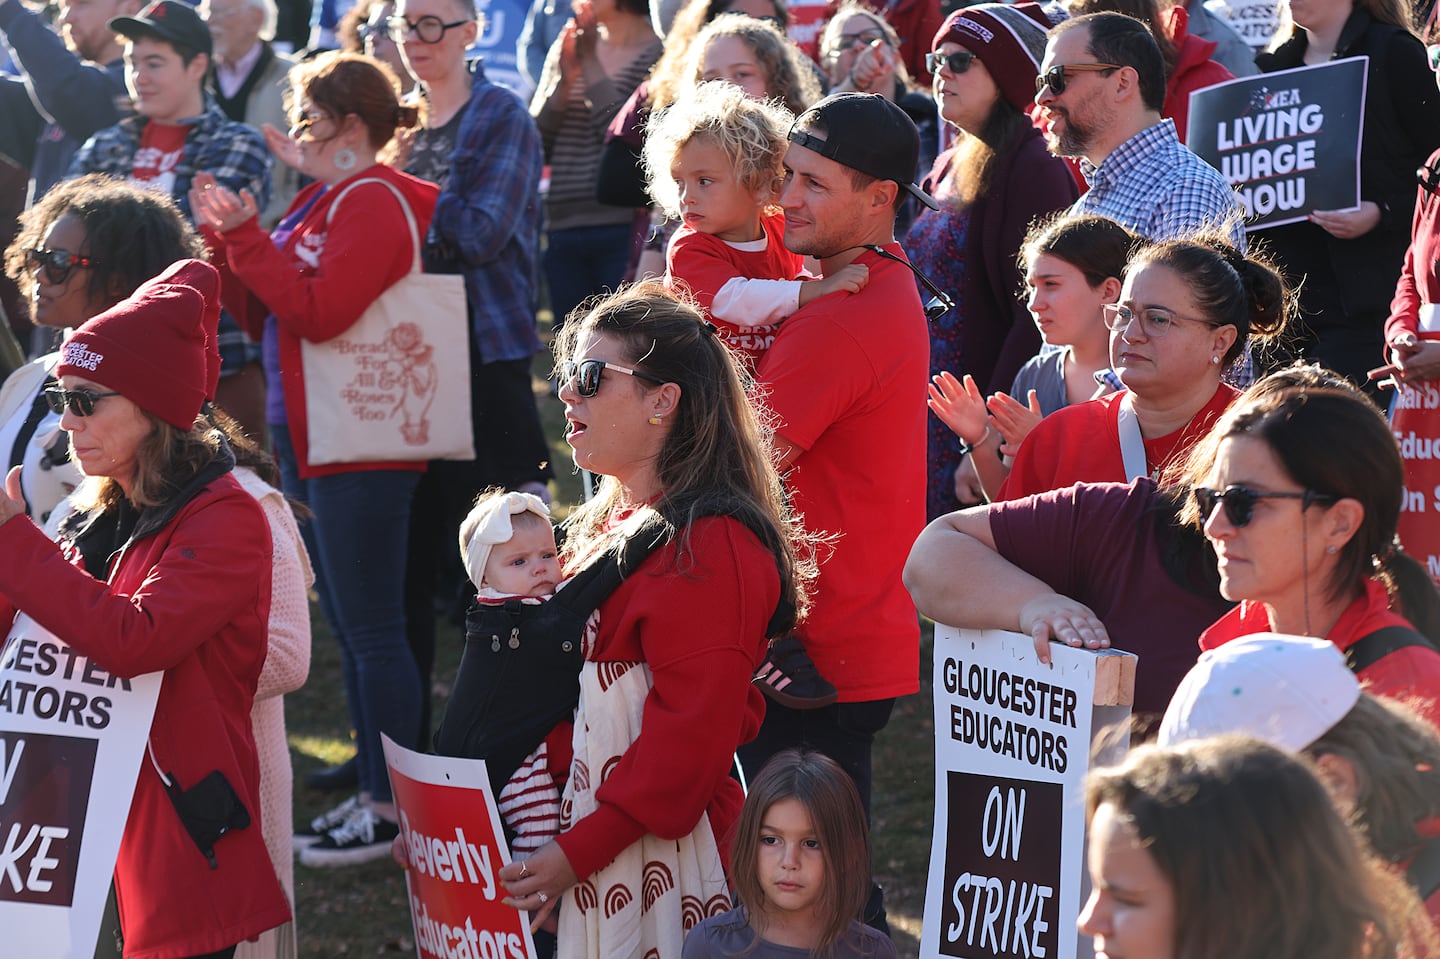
top-left (284, 349), bottom-right (937, 958)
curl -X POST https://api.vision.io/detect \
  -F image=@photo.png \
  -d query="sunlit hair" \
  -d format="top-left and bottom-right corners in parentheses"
top-left (642, 81), bottom-right (792, 219)
top-left (729, 750), bottom-right (871, 957)
top-left (1064, 0), bottom-right (1179, 78)
top-left (818, 1), bottom-right (913, 91)
top-left (457, 486), bottom-right (553, 568)
top-left (70, 411), bottom-right (228, 512)
top-left (1125, 231), bottom-right (1291, 366)
top-left (1182, 385), bottom-right (1440, 639)
top-left (1268, 0), bottom-right (1418, 46)
top-left (287, 52), bottom-right (422, 164)
top-left (1051, 12), bottom-right (1165, 112)
top-left (1086, 736), bottom-right (1433, 959)
top-left (553, 281), bottom-right (814, 622)
top-left (687, 13), bottom-right (821, 114)
top-left (648, 0), bottom-right (790, 111)
top-left (1307, 693), bottom-right (1440, 863)
top-left (1019, 212), bottom-right (1138, 288)
top-left (5, 175), bottom-right (204, 318)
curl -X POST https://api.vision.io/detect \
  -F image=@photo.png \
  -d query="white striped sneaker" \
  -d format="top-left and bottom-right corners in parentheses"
top-left (292, 795), bottom-right (362, 851)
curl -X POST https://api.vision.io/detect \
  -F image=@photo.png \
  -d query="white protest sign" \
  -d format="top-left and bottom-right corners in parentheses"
top-left (921, 627), bottom-right (1135, 959)
top-left (0, 613), bottom-right (161, 957)
top-left (383, 735), bottom-right (537, 959)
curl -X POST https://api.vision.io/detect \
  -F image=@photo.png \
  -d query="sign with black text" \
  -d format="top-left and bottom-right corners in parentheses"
top-left (384, 735), bottom-right (537, 959)
top-left (922, 629), bottom-right (1106, 959)
top-left (0, 613), bottom-right (161, 957)
top-left (1187, 58), bottom-right (1367, 229)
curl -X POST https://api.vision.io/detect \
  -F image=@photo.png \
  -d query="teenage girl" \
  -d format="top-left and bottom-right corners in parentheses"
top-left (682, 749), bottom-right (898, 959)
top-left (643, 80), bottom-right (866, 366)
top-left (928, 214), bottom-right (1136, 500)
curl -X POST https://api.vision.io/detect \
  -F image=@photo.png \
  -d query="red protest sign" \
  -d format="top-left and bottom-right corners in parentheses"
top-left (382, 735), bottom-right (537, 959)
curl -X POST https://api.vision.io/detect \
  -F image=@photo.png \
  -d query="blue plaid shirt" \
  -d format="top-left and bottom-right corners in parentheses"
top-left (1074, 119), bottom-right (1247, 251)
top-left (68, 99), bottom-right (274, 373)
top-left (421, 62), bottom-right (543, 365)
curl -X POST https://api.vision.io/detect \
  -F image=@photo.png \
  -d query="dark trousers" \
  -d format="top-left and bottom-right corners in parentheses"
top-left (737, 698), bottom-right (896, 932)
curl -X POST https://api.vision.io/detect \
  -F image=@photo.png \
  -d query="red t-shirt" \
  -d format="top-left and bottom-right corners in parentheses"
top-left (989, 479), bottom-right (1232, 715)
top-left (1199, 579), bottom-right (1440, 733)
top-left (666, 211), bottom-right (804, 363)
top-left (130, 121), bottom-right (190, 196)
top-left (998, 384), bottom-right (1237, 502)
top-left (758, 245), bottom-right (928, 702)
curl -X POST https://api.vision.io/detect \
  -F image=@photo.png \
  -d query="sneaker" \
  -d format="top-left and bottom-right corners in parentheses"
top-left (299, 806), bottom-right (400, 867)
top-left (292, 795), bottom-right (361, 851)
top-left (752, 634), bottom-right (838, 709)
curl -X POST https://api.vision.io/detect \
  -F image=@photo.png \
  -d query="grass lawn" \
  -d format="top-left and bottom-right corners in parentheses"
top-left (284, 348), bottom-right (937, 958)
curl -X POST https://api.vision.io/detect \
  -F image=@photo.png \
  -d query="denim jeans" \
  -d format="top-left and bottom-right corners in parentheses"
top-left (543, 223), bottom-right (633, 331)
top-left (272, 425), bottom-right (422, 802)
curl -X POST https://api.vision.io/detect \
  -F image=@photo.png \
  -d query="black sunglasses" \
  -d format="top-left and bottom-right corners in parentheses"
top-left (1192, 484), bottom-right (1337, 528)
top-left (861, 245), bottom-right (955, 320)
top-left (926, 50), bottom-right (978, 75)
top-left (561, 359), bottom-right (667, 398)
top-left (1035, 62), bottom-right (1122, 96)
top-left (386, 14), bottom-right (469, 42)
top-left (43, 386), bottom-right (121, 417)
top-left (27, 247), bottom-right (96, 286)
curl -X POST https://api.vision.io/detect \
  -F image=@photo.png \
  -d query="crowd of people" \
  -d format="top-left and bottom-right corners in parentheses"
top-left (2, 0), bottom-right (1440, 955)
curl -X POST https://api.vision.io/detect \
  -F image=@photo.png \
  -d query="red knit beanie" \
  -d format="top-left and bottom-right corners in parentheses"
top-left (932, 3), bottom-right (1055, 113)
top-left (56, 258), bottom-right (218, 429)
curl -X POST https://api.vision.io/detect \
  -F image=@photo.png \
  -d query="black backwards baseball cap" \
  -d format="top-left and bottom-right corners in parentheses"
top-left (788, 93), bottom-right (939, 211)
top-left (110, 0), bottom-right (214, 56)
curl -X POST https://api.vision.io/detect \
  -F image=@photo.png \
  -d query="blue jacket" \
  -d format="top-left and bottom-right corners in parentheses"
top-left (0, 0), bottom-right (130, 199)
top-left (424, 60), bottom-right (543, 364)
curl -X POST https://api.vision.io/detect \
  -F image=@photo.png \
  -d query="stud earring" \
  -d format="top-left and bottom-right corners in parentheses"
top-left (1325, 544), bottom-right (1338, 554)
top-left (1210, 356), bottom-right (1221, 365)
top-left (648, 415), bottom-right (662, 426)
top-left (334, 148), bottom-right (357, 171)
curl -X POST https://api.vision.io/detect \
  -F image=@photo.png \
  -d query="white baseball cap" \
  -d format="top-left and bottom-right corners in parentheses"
top-left (1158, 633), bottom-right (1360, 751)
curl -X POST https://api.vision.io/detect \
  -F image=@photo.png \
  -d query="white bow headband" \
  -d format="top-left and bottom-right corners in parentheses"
top-left (460, 491), bottom-right (552, 588)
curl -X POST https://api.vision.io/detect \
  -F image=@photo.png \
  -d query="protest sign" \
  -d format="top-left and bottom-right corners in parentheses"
top-left (921, 628), bottom-right (1136, 959)
top-left (1207, 0), bottom-right (1280, 52)
top-left (1187, 58), bottom-right (1367, 229)
top-left (384, 734), bottom-right (537, 959)
top-left (0, 614), bottom-right (161, 957)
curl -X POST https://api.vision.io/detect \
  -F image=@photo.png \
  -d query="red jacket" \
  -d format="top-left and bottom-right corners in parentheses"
top-left (209, 165), bottom-right (440, 479)
top-left (0, 469), bottom-right (290, 959)
top-left (1386, 147), bottom-right (1440, 348)
top-left (1162, 7), bottom-right (1235, 144)
top-left (1200, 579), bottom-right (1440, 732)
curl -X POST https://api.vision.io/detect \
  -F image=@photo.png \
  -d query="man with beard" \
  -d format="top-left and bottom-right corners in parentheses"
top-left (1037, 11), bottom-right (1245, 248)
top-left (739, 91), bottom-right (935, 934)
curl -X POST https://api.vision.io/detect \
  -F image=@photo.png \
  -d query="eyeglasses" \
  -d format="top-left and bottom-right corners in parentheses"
top-left (1035, 62), bottom-right (1122, 96)
top-left (43, 386), bottom-right (121, 417)
top-left (561, 359), bottom-right (667, 398)
top-left (825, 27), bottom-right (887, 60)
top-left (1192, 485), bottom-right (1337, 528)
top-left (862, 245), bottom-right (955, 321)
top-left (386, 14), bottom-right (469, 42)
top-left (289, 109), bottom-right (330, 135)
top-left (926, 50), bottom-right (978, 75)
top-left (1102, 303), bottom-right (1218, 338)
top-left (27, 247), bottom-right (96, 286)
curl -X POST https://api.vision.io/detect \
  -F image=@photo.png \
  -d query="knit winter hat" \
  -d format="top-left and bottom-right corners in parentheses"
top-left (1158, 633), bottom-right (1361, 752)
top-left (57, 258), bottom-right (217, 429)
top-left (932, 3), bottom-right (1055, 112)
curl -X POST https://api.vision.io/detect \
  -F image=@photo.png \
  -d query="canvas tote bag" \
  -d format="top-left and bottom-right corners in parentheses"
top-left (301, 177), bottom-right (475, 464)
